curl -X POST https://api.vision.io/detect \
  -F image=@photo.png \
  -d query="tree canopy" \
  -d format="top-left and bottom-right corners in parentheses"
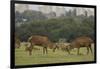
top-left (15, 10), bottom-right (95, 42)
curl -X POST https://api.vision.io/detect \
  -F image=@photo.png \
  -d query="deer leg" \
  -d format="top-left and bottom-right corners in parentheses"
top-left (53, 46), bottom-right (57, 52)
top-left (66, 48), bottom-right (70, 54)
top-left (53, 48), bottom-right (56, 52)
top-left (43, 47), bottom-right (47, 54)
top-left (29, 50), bottom-right (32, 56)
top-left (87, 47), bottom-right (89, 55)
top-left (89, 46), bottom-right (93, 54)
top-left (45, 47), bottom-right (48, 54)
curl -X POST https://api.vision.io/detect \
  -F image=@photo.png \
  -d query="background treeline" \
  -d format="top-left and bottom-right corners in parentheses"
top-left (15, 10), bottom-right (95, 42)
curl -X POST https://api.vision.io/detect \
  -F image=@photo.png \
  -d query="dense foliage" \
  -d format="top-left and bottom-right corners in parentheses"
top-left (15, 10), bottom-right (95, 42)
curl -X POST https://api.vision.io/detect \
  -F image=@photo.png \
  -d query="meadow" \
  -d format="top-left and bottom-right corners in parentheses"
top-left (15, 43), bottom-right (95, 66)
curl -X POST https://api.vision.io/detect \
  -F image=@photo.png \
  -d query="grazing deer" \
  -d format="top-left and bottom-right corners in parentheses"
top-left (69, 36), bottom-right (93, 55)
top-left (25, 35), bottom-right (53, 55)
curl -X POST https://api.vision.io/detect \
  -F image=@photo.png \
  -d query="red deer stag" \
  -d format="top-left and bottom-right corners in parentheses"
top-left (69, 36), bottom-right (93, 55)
top-left (25, 35), bottom-right (53, 55)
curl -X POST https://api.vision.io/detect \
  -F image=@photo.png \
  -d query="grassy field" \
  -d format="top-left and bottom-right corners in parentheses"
top-left (15, 43), bottom-right (95, 66)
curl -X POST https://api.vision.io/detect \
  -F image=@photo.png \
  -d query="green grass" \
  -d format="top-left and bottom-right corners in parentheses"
top-left (15, 44), bottom-right (95, 66)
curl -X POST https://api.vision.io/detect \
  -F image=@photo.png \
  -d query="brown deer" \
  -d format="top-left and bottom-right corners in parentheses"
top-left (25, 35), bottom-right (53, 55)
top-left (69, 36), bottom-right (93, 55)
top-left (53, 42), bottom-right (70, 54)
